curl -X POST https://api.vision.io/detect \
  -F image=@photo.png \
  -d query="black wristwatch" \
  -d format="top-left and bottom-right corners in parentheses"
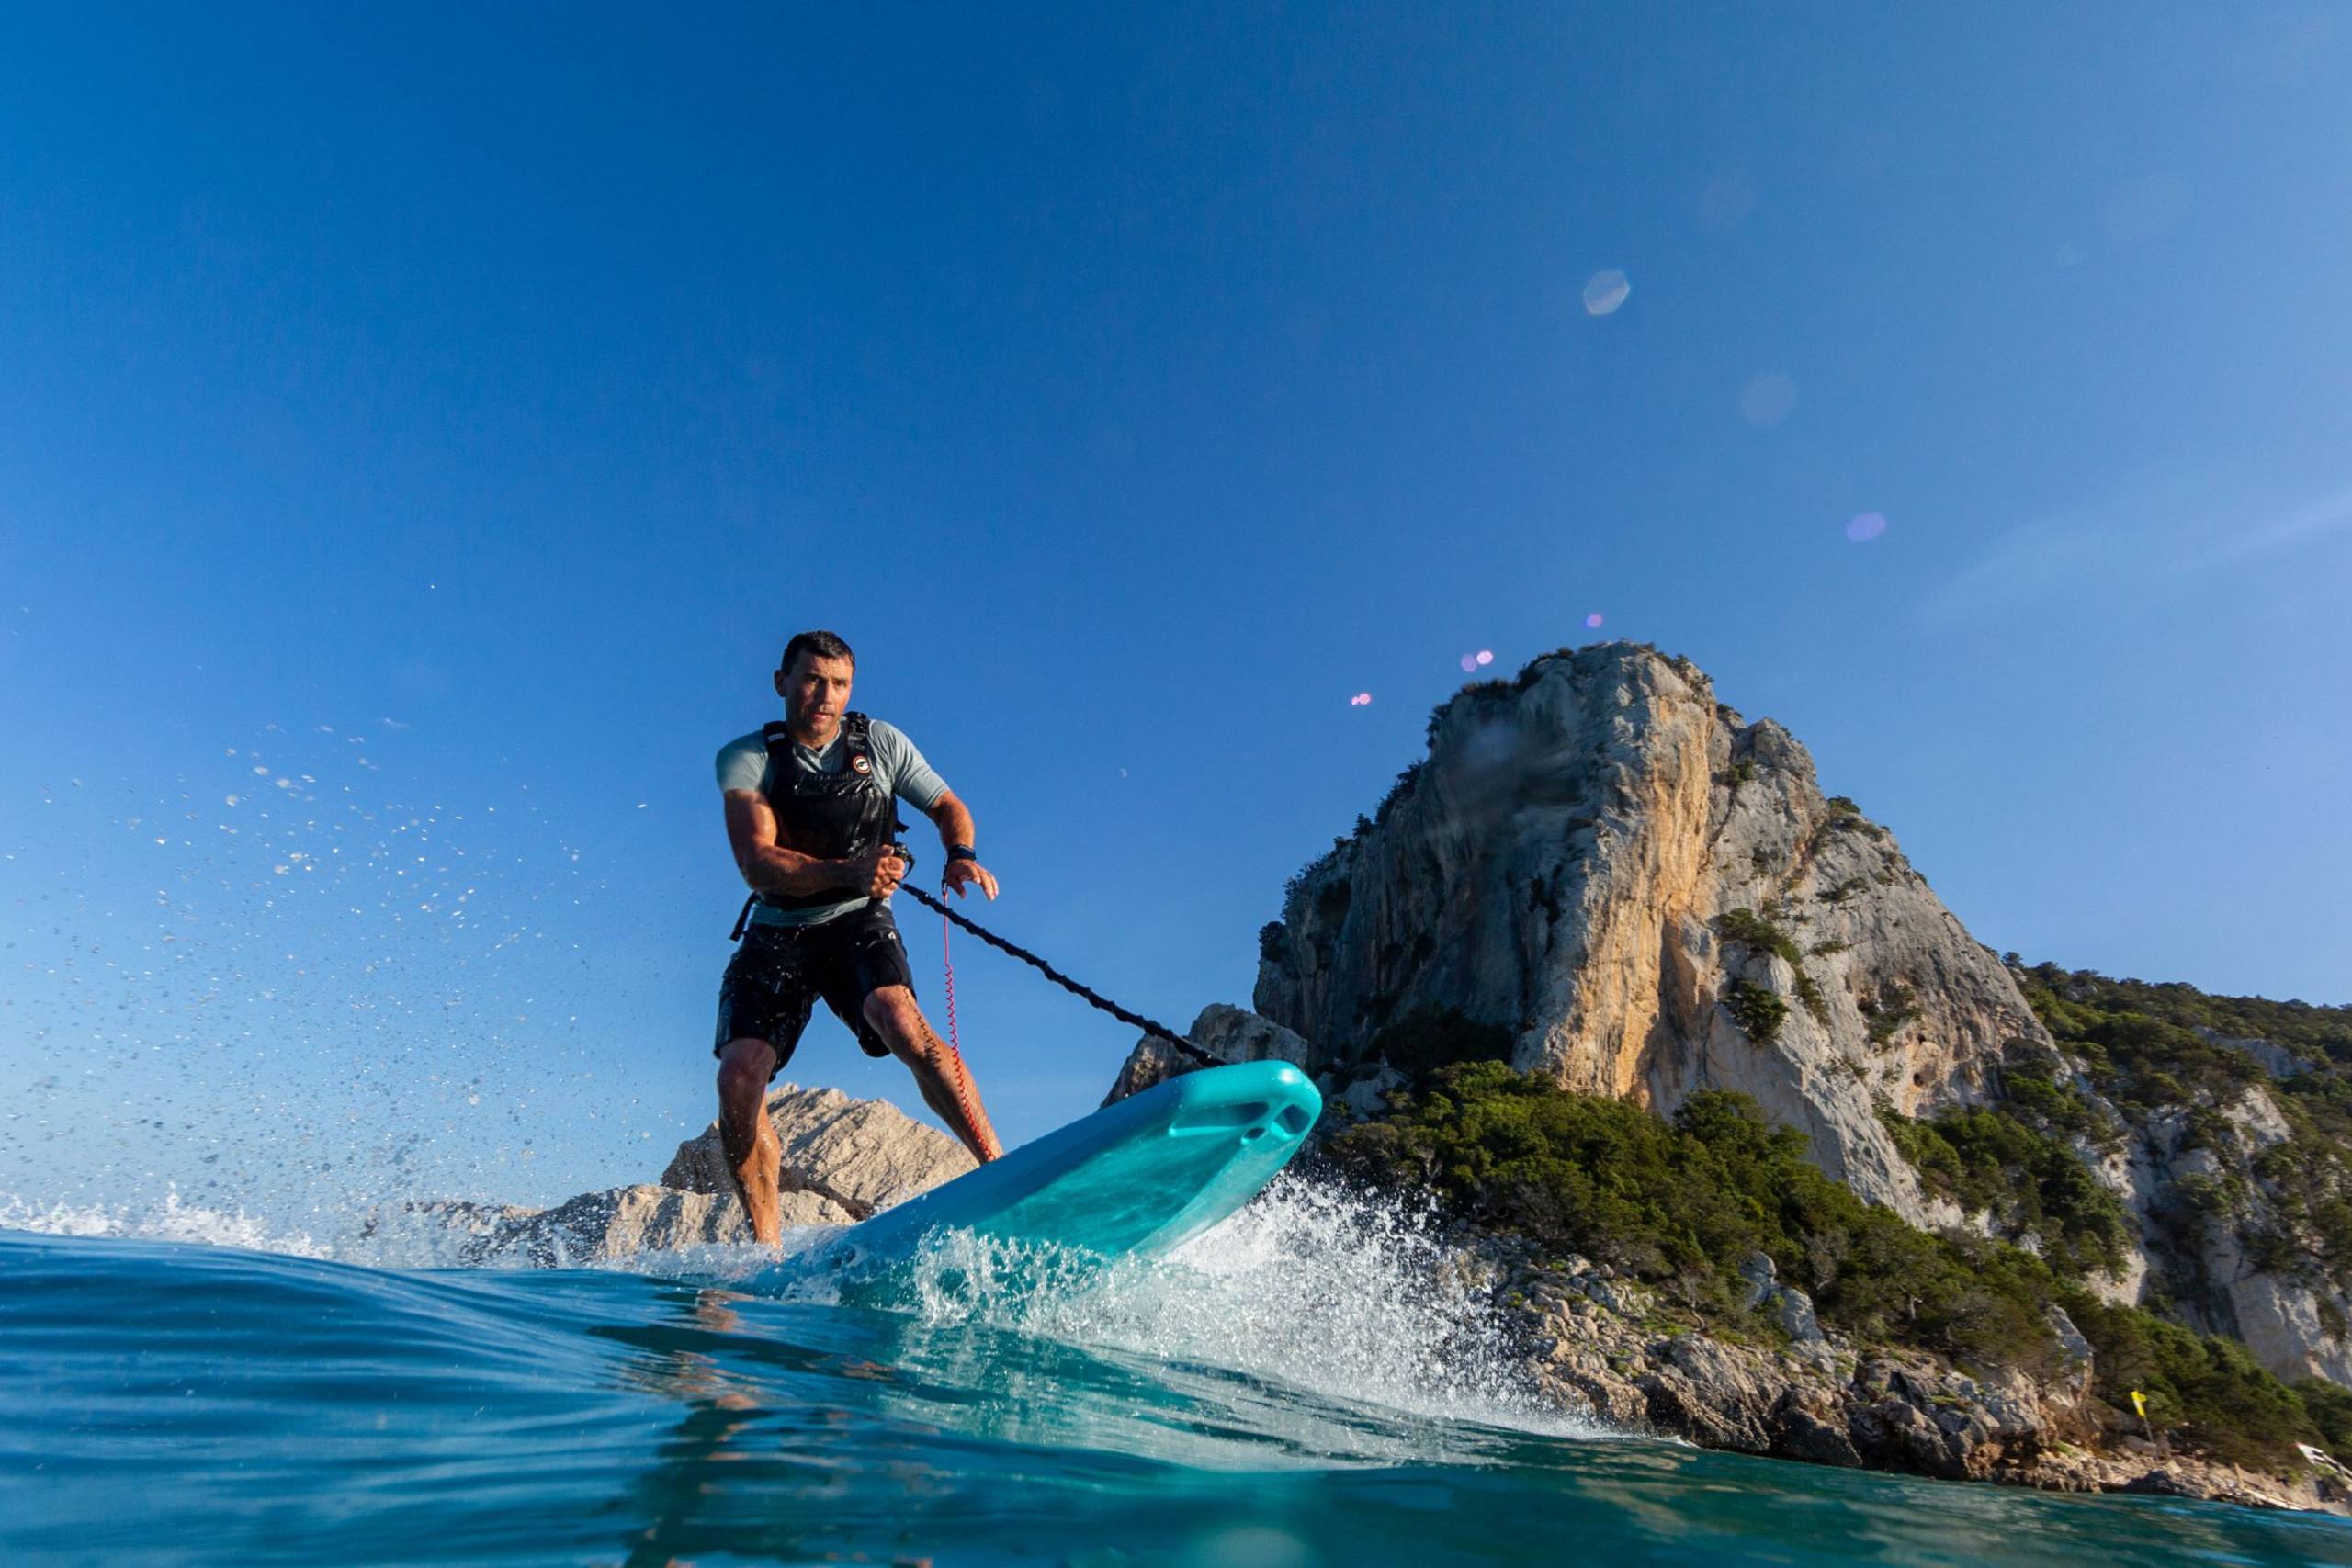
top-left (945, 844), bottom-right (978, 864)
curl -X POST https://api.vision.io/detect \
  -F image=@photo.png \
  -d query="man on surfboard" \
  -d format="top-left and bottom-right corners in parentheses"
top-left (714, 630), bottom-right (1003, 1245)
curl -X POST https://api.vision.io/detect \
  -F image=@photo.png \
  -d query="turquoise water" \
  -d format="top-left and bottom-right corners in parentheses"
top-left (7, 1194), bottom-right (2352, 1567)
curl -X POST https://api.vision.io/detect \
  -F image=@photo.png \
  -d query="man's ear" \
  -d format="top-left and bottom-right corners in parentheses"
top-left (773, 669), bottom-right (789, 699)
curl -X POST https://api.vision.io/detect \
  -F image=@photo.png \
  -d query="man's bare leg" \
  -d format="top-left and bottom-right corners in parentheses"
top-left (862, 985), bottom-right (1003, 1163)
top-left (716, 1035), bottom-right (784, 1246)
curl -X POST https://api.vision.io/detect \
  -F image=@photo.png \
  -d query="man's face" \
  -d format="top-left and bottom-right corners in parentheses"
top-left (776, 652), bottom-right (854, 741)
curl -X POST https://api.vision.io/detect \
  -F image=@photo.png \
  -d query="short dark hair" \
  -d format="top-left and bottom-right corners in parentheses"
top-left (780, 629), bottom-right (855, 673)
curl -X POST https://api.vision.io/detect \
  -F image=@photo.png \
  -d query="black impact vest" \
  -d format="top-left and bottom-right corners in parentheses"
top-left (735, 712), bottom-right (903, 931)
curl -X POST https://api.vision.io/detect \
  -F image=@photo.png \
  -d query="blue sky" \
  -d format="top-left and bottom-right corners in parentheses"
top-left (4, 4), bottom-right (2348, 1218)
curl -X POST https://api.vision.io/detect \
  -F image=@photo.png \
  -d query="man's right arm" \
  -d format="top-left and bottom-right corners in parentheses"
top-left (723, 791), bottom-right (906, 899)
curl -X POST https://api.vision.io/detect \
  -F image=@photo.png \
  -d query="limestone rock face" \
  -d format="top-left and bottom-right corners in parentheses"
top-left (2111, 1082), bottom-right (2352, 1383)
top-left (1251, 643), bottom-right (2043, 1224)
top-left (1102, 1003), bottom-right (1313, 1106)
top-left (662, 1081), bottom-right (975, 1220)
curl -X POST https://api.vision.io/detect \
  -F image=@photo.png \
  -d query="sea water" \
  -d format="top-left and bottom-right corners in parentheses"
top-left (6, 1181), bottom-right (2351, 1567)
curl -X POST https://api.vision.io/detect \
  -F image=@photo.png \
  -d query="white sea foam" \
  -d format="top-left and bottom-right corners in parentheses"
top-left (885, 1175), bottom-right (1597, 1442)
top-left (0, 1187), bottom-right (332, 1258)
top-left (580, 1168), bottom-right (1590, 1444)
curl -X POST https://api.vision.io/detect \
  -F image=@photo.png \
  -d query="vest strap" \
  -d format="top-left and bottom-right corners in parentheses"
top-left (760, 712), bottom-right (872, 777)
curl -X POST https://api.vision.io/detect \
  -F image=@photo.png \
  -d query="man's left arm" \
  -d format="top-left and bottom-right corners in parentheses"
top-left (876, 720), bottom-right (999, 902)
top-left (924, 790), bottom-right (999, 902)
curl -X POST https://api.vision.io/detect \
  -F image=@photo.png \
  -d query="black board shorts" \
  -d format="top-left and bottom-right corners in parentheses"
top-left (714, 902), bottom-right (916, 1076)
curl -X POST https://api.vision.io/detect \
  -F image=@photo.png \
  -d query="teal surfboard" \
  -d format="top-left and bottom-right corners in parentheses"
top-left (764, 1061), bottom-right (1321, 1289)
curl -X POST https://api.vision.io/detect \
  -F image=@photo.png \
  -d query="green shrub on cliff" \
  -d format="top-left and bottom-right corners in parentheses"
top-left (2055, 1290), bottom-right (2324, 1470)
top-left (2014, 964), bottom-right (2352, 1072)
top-left (1999, 1055), bottom-right (2115, 1147)
top-left (1723, 981), bottom-right (1791, 1045)
top-left (1714, 908), bottom-right (1803, 966)
top-left (1876, 1103), bottom-right (2131, 1277)
top-left (2294, 1377), bottom-right (2352, 1456)
top-left (1713, 909), bottom-right (1830, 1027)
top-left (1860, 980), bottom-right (1919, 1045)
top-left (2012, 963), bottom-right (2268, 1114)
top-left (1329, 1060), bottom-right (2062, 1371)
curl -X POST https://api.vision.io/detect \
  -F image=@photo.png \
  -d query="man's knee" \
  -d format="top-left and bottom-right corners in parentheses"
top-left (717, 1036), bottom-right (776, 1098)
top-left (861, 987), bottom-right (926, 1051)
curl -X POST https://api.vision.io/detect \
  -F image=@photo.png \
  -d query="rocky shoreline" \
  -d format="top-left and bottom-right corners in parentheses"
top-left (1498, 1246), bottom-right (2352, 1516)
top-left (1130, 1010), bottom-right (2352, 1517)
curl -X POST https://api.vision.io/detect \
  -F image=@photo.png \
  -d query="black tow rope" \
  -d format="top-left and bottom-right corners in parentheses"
top-left (894, 880), bottom-right (1218, 1069)
top-left (731, 841), bottom-right (1219, 1069)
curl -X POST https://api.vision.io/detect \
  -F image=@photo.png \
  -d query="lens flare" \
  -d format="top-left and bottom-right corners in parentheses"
top-left (1349, 693), bottom-right (1372, 707)
top-left (1459, 655), bottom-right (1478, 672)
top-left (1698, 174), bottom-right (1758, 232)
top-left (1845, 513), bottom-right (1887, 543)
top-left (1584, 612), bottom-right (1604, 629)
top-left (1476, 650), bottom-right (1494, 666)
top-left (1581, 270), bottom-right (1630, 317)
top-left (1739, 373), bottom-right (1798, 427)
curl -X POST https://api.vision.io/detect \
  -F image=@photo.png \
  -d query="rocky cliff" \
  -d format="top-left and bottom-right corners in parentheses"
top-left (1252, 641), bottom-right (2037, 1226)
top-left (1118, 641), bottom-right (2352, 1392)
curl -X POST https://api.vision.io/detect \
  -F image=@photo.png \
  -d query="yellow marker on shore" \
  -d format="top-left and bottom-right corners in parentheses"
top-left (2130, 1389), bottom-right (2157, 1449)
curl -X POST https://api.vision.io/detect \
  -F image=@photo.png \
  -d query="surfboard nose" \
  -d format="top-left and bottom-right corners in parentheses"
top-left (1165, 1062), bottom-right (1320, 1142)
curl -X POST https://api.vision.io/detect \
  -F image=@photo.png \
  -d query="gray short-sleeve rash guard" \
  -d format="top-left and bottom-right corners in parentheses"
top-left (715, 719), bottom-right (949, 927)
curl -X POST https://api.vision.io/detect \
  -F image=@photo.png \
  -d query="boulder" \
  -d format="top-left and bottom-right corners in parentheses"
top-left (1736, 1251), bottom-right (1778, 1312)
top-left (1102, 1003), bottom-right (1312, 1107)
top-left (1769, 1285), bottom-right (1825, 1345)
top-left (662, 1081), bottom-right (975, 1219)
top-left (1637, 1333), bottom-right (1784, 1453)
top-left (373, 1082), bottom-right (968, 1264)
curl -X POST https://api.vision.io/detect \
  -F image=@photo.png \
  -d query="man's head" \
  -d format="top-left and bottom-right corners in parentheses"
top-left (775, 630), bottom-right (855, 745)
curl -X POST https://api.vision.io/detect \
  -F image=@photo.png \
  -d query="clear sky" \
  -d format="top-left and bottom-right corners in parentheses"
top-left (5, 4), bottom-right (2348, 1222)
